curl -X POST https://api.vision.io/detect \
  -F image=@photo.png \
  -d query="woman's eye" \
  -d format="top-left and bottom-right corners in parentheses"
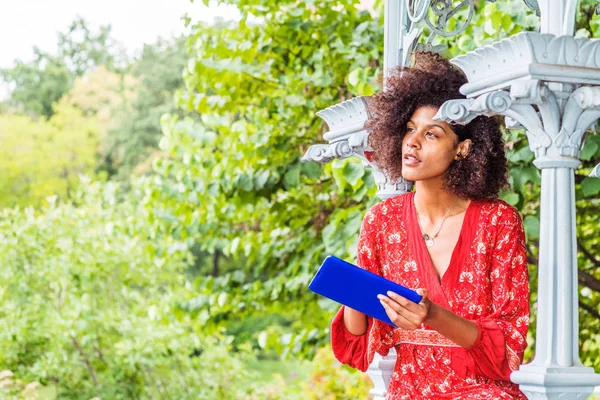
top-left (425, 131), bottom-right (437, 138)
top-left (406, 127), bottom-right (414, 132)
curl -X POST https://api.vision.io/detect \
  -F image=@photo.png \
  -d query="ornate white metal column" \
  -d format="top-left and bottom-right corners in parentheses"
top-left (436, 30), bottom-right (600, 398)
top-left (302, 0), bottom-right (417, 200)
top-left (304, 1), bottom-right (543, 398)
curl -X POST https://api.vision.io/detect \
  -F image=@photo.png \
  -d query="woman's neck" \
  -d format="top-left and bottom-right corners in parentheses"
top-left (413, 181), bottom-right (466, 221)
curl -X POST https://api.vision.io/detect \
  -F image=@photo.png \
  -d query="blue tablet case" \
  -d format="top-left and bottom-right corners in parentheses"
top-left (309, 255), bottom-right (422, 327)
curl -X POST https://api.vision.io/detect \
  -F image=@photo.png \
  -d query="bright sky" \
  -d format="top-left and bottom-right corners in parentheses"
top-left (0, 0), bottom-right (240, 69)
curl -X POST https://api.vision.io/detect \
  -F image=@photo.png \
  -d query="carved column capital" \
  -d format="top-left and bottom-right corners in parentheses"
top-left (436, 82), bottom-right (600, 170)
top-left (302, 96), bottom-right (414, 199)
top-left (439, 32), bottom-right (600, 398)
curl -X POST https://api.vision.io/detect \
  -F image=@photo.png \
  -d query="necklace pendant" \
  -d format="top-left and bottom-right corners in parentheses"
top-left (422, 233), bottom-right (434, 247)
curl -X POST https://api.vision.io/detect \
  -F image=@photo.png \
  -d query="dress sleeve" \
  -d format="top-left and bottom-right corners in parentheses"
top-left (330, 205), bottom-right (394, 372)
top-left (459, 206), bottom-right (530, 381)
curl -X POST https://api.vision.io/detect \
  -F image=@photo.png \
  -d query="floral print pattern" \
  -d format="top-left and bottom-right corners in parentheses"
top-left (331, 192), bottom-right (530, 399)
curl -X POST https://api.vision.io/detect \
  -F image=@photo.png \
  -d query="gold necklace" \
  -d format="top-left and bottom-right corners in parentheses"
top-left (415, 197), bottom-right (459, 248)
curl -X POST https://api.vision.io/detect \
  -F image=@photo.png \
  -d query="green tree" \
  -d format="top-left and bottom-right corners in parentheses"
top-left (0, 180), bottom-right (266, 399)
top-left (152, 0), bottom-right (385, 360)
top-left (58, 66), bottom-right (138, 131)
top-left (0, 104), bottom-right (100, 208)
top-left (57, 16), bottom-right (124, 76)
top-left (100, 36), bottom-right (188, 179)
top-left (1, 52), bottom-right (72, 118)
top-left (153, 0), bottom-right (600, 367)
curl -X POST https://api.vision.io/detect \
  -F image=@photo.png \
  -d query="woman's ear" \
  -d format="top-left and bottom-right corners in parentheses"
top-left (455, 139), bottom-right (472, 160)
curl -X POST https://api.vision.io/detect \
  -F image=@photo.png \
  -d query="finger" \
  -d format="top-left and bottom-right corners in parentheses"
top-left (379, 296), bottom-right (422, 328)
top-left (377, 294), bottom-right (408, 314)
top-left (384, 291), bottom-right (429, 326)
top-left (385, 291), bottom-right (422, 313)
top-left (416, 288), bottom-right (429, 301)
top-left (394, 311), bottom-right (420, 330)
top-left (380, 301), bottom-right (418, 330)
top-left (379, 298), bottom-right (398, 321)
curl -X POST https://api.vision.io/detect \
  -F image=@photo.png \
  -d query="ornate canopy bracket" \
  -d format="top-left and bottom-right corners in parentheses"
top-left (302, 97), bottom-right (371, 165)
top-left (437, 32), bottom-right (600, 169)
top-left (591, 163), bottom-right (600, 177)
top-left (301, 96), bottom-right (413, 199)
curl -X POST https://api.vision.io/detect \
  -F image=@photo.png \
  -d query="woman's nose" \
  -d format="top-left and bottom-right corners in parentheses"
top-left (405, 134), bottom-right (419, 149)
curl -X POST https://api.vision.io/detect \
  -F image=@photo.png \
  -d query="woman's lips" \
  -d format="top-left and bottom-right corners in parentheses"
top-left (403, 154), bottom-right (421, 166)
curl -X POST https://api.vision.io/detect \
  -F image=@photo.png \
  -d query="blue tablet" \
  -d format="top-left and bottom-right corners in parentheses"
top-left (309, 255), bottom-right (422, 326)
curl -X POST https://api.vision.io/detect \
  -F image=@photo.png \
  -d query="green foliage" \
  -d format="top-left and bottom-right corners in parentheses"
top-left (0, 105), bottom-right (100, 208)
top-left (0, 370), bottom-right (42, 399)
top-left (151, 0), bottom-right (384, 358)
top-left (1, 54), bottom-right (72, 118)
top-left (243, 347), bottom-right (371, 399)
top-left (101, 36), bottom-right (189, 179)
top-left (56, 17), bottom-right (124, 77)
top-left (58, 66), bottom-right (138, 132)
top-left (0, 178), bottom-right (271, 399)
top-left (298, 346), bottom-right (372, 399)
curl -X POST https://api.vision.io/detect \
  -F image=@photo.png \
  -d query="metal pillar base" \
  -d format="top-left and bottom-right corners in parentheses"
top-left (366, 348), bottom-right (397, 400)
top-left (512, 365), bottom-right (600, 400)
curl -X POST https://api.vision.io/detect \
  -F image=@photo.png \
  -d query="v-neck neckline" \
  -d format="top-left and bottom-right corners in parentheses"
top-left (405, 191), bottom-right (479, 308)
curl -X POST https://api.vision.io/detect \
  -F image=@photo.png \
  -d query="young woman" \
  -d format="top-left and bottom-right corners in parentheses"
top-left (330, 52), bottom-right (530, 399)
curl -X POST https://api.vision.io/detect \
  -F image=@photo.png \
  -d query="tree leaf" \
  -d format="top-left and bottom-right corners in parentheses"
top-left (347, 69), bottom-right (360, 86)
top-left (301, 162), bottom-right (321, 180)
top-left (501, 192), bottom-right (520, 205)
top-left (283, 164), bottom-right (300, 188)
top-left (342, 162), bottom-right (364, 187)
top-left (237, 173), bottom-right (253, 191)
top-left (579, 140), bottom-right (599, 161)
top-left (258, 331), bottom-right (268, 349)
top-left (254, 169), bottom-right (270, 189)
top-left (523, 215), bottom-right (540, 239)
top-left (581, 177), bottom-right (600, 196)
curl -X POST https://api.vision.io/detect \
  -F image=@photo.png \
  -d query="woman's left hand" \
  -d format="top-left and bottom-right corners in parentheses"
top-left (378, 289), bottom-right (432, 330)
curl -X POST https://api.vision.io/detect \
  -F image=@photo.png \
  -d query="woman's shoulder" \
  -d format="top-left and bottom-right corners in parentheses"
top-left (478, 198), bottom-right (524, 227)
top-left (365, 192), bottom-right (412, 221)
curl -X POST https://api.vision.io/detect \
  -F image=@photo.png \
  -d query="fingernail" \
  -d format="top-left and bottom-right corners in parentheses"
top-left (377, 294), bottom-right (383, 300)
top-left (387, 291), bottom-right (394, 297)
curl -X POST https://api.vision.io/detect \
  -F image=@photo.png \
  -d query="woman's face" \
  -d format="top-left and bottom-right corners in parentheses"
top-left (401, 106), bottom-right (464, 183)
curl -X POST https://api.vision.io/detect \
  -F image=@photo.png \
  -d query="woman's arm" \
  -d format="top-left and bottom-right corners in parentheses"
top-left (426, 301), bottom-right (479, 348)
top-left (378, 289), bottom-right (479, 348)
top-left (343, 306), bottom-right (369, 336)
top-left (331, 204), bottom-right (395, 371)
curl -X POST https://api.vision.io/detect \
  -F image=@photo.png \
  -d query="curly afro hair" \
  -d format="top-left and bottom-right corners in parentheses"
top-left (366, 51), bottom-right (508, 201)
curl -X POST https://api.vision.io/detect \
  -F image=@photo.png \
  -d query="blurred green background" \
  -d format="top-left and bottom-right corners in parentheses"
top-left (0, 0), bottom-right (599, 398)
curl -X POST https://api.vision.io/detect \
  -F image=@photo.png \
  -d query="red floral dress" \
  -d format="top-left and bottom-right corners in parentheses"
top-left (331, 192), bottom-right (530, 399)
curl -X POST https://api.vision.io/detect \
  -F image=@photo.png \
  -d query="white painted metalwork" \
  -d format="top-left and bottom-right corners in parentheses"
top-left (302, 0), bottom-right (496, 200)
top-left (435, 30), bottom-right (600, 399)
top-left (301, 96), bottom-right (413, 198)
top-left (367, 349), bottom-right (397, 400)
top-left (303, 0), bottom-right (600, 398)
